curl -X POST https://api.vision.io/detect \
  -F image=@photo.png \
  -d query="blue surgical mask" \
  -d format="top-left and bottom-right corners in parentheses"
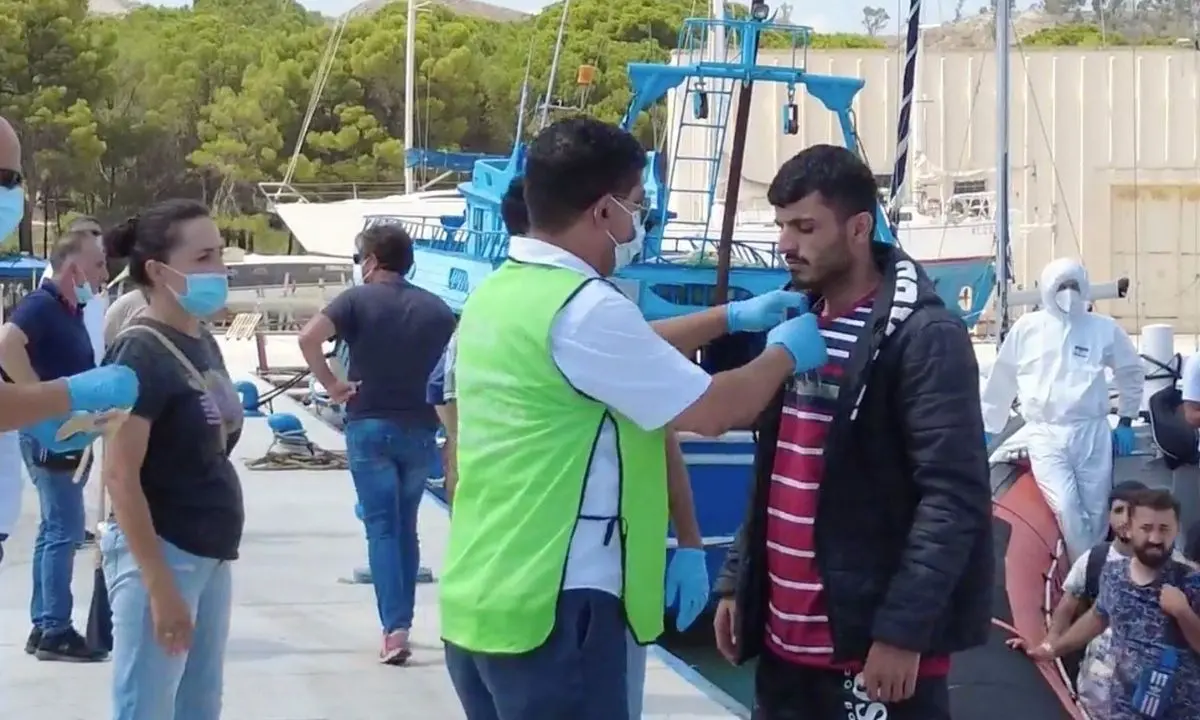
top-left (75, 282), bottom-right (94, 304)
top-left (0, 186), bottom-right (24, 240)
top-left (168, 267), bottom-right (229, 318)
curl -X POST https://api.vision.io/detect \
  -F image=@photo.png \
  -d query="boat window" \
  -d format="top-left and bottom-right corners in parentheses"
top-left (953, 179), bottom-right (987, 195)
top-left (649, 283), bottom-right (754, 307)
top-left (472, 209), bottom-right (484, 232)
top-left (898, 211), bottom-right (912, 222)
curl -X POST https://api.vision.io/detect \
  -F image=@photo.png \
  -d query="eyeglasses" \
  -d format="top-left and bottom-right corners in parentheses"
top-left (0, 169), bottom-right (23, 190)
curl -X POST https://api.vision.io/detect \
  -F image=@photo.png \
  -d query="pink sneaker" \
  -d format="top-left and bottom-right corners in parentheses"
top-left (380, 630), bottom-right (411, 665)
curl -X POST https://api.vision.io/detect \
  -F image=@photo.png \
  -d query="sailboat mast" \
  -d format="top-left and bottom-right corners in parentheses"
top-left (714, 11), bottom-right (764, 304)
top-left (709, 0), bottom-right (726, 185)
top-left (404, 0), bottom-right (418, 195)
top-left (538, 0), bottom-right (572, 130)
top-left (994, 0), bottom-right (1012, 344)
top-left (886, 0), bottom-right (922, 235)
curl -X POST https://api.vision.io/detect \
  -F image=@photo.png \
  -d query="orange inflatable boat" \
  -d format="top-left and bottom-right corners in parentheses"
top-left (959, 409), bottom-right (1200, 720)
top-left (947, 456), bottom-right (1082, 719)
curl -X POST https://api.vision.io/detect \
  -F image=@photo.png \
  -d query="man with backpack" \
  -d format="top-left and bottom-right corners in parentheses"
top-left (1019, 481), bottom-right (1148, 716)
top-left (1014, 488), bottom-right (1200, 719)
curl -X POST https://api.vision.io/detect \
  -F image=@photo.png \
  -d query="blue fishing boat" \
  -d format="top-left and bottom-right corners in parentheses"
top-left (346, 6), bottom-right (995, 605)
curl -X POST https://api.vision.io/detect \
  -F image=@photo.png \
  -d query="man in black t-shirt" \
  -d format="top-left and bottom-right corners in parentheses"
top-left (299, 223), bottom-right (455, 665)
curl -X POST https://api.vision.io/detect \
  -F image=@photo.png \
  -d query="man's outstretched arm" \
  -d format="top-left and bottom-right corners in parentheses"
top-left (0, 382), bottom-right (71, 431)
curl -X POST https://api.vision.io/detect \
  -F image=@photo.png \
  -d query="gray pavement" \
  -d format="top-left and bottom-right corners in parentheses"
top-left (0, 388), bottom-right (739, 719)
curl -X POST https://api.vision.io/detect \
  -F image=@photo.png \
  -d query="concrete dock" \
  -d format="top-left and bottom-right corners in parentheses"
top-left (0, 369), bottom-right (742, 719)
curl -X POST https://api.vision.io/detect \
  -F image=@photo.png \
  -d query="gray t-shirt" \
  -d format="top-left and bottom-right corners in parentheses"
top-left (103, 290), bottom-right (148, 347)
top-left (323, 280), bottom-right (455, 429)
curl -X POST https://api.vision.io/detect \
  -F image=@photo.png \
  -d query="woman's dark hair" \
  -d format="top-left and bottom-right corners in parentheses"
top-left (103, 199), bottom-right (211, 286)
top-left (357, 224), bottom-right (414, 276)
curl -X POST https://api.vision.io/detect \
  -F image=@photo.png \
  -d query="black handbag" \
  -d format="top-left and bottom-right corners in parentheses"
top-left (33, 447), bottom-right (86, 472)
top-left (85, 559), bottom-right (112, 653)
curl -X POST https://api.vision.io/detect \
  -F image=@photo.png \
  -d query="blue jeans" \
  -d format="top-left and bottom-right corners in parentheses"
top-left (102, 527), bottom-right (232, 720)
top-left (20, 435), bottom-right (88, 634)
top-left (344, 418), bottom-right (434, 633)
top-left (444, 589), bottom-right (630, 720)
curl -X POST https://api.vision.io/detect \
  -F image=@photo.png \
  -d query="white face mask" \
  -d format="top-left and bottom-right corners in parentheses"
top-left (1055, 288), bottom-right (1082, 315)
top-left (352, 263), bottom-right (364, 286)
top-left (607, 198), bottom-right (645, 273)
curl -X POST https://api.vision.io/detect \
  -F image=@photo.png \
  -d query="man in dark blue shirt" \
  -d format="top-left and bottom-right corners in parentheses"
top-left (0, 229), bottom-right (110, 662)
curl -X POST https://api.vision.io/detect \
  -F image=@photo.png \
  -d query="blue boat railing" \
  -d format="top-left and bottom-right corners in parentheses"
top-left (365, 213), bottom-right (789, 271)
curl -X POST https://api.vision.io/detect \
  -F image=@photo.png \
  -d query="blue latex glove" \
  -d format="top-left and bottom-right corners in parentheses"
top-left (984, 432), bottom-right (992, 447)
top-left (727, 290), bottom-right (809, 333)
top-left (665, 547), bottom-right (709, 631)
top-left (23, 410), bottom-right (122, 453)
top-left (1113, 424), bottom-right (1135, 457)
top-left (766, 313), bottom-right (827, 374)
top-left (64, 365), bottom-right (138, 413)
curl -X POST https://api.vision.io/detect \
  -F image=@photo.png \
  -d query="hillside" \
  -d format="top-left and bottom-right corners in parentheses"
top-left (87, 0), bottom-right (528, 23)
top-left (350, 0), bottom-right (527, 23)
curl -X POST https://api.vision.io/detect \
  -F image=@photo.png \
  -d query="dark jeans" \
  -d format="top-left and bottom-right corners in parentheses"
top-left (754, 649), bottom-right (951, 720)
top-left (344, 418), bottom-right (434, 633)
top-left (444, 589), bottom-right (630, 720)
top-left (21, 435), bottom-right (89, 635)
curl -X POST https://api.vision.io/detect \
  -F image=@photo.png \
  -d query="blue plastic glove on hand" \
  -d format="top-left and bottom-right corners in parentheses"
top-left (727, 290), bottom-right (809, 333)
top-left (1113, 424), bottom-right (1135, 457)
top-left (766, 313), bottom-right (827, 374)
top-left (64, 365), bottom-right (138, 413)
top-left (665, 547), bottom-right (709, 632)
top-left (22, 410), bottom-right (120, 453)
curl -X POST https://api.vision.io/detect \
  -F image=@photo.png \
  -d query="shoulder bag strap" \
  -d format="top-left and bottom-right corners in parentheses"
top-left (115, 325), bottom-right (226, 452)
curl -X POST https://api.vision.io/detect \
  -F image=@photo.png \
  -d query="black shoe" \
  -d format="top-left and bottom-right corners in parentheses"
top-left (77, 530), bottom-right (96, 550)
top-left (34, 628), bottom-right (107, 662)
top-left (24, 627), bottom-right (41, 655)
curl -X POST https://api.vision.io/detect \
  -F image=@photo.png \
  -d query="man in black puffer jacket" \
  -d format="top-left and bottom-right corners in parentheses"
top-left (712, 145), bottom-right (993, 719)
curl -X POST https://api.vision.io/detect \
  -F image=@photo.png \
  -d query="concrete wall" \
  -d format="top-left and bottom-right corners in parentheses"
top-left (668, 47), bottom-right (1200, 331)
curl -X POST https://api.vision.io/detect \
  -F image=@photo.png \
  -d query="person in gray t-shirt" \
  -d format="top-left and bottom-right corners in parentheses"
top-left (299, 224), bottom-right (455, 665)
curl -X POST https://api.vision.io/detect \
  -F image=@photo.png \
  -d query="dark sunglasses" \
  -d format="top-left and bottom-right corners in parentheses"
top-left (352, 253), bottom-right (361, 263)
top-left (0, 169), bottom-right (22, 190)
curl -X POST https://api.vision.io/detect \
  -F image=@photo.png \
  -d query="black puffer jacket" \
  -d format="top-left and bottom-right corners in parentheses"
top-left (714, 245), bottom-right (994, 665)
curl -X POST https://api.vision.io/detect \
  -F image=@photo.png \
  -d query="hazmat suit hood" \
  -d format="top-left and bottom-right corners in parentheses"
top-left (1039, 258), bottom-right (1090, 319)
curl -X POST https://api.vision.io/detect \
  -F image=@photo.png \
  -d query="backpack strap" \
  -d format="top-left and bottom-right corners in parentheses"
top-left (1163, 560), bottom-right (1192, 649)
top-left (1083, 541), bottom-right (1112, 604)
top-left (114, 324), bottom-right (226, 453)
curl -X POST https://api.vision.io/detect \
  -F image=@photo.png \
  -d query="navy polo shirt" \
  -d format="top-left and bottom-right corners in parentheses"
top-left (9, 280), bottom-right (95, 381)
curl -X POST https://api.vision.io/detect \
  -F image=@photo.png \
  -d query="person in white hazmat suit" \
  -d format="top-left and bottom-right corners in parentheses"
top-left (981, 258), bottom-right (1144, 561)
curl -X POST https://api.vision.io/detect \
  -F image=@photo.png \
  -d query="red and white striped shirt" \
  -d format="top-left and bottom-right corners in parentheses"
top-left (763, 293), bottom-right (950, 676)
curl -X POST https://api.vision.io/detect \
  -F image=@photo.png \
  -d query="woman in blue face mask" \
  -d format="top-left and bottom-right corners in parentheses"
top-left (97, 198), bottom-right (245, 720)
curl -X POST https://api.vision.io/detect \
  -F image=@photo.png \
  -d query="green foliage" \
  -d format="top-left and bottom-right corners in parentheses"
top-left (0, 0), bottom-right (1183, 245)
top-left (1023, 23), bottom-right (1125, 46)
